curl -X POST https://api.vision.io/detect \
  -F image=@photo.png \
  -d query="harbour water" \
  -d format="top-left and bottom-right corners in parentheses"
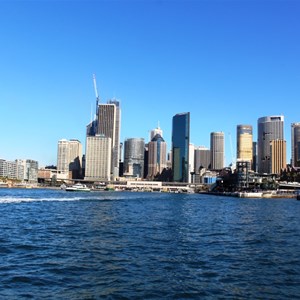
top-left (0, 188), bottom-right (299, 299)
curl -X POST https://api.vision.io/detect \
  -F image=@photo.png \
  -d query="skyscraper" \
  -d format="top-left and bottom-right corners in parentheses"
top-left (291, 123), bottom-right (300, 167)
top-left (97, 99), bottom-right (121, 180)
top-left (210, 132), bottom-right (224, 170)
top-left (85, 135), bottom-right (111, 181)
top-left (147, 133), bottom-right (167, 179)
top-left (172, 112), bottom-right (190, 182)
top-left (86, 76), bottom-right (121, 181)
top-left (123, 138), bottom-right (145, 178)
top-left (237, 125), bottom-right (253, 167)
top-left (257, 115), bottom-right (284, 173)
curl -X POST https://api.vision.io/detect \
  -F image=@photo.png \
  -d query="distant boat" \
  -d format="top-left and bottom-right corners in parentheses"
top-left (238, 191), bottom-right (263, 198)
top-left (65, 183), bottom-right (91, 192)
top-left (238, 191), bottom-right (276, 198)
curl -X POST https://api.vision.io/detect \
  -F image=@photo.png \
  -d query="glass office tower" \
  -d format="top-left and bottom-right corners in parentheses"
top-left (172, 112), bottom-right (190, 182)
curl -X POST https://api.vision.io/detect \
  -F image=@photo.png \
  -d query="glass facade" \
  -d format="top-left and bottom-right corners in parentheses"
top-left (292, 123), bottom-right (300, 167)
top-left (172, 112), bottom-right (190, 182)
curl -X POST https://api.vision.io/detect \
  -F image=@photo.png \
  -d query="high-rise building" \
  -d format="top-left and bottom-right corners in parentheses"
top-left (147, 134), bottom-right (167, 179)
top-left (57, 139), bottom-right (69, 175)
top-left (210, 132), bottom-right (224, 170)
top-left (172, 112), bottom-right (190, 182)
top-left (123, 138), bottom-right (145, 178)
top-left (291, 123), bottom-right (300, 167)
top-left (86, 76), bottom-right (121, 180)
top-left (85, 135), bottom-right (111, 181)
top-left (194, 146), bottom-right (210, 172)
top-left (237, 125), bottom-right (253, 167)
top-left (97, 99), bottom-right (121, 180)
top-left (57, 139), bottom-right (82, 179)
top-left (257, 115), bottom-right (284, 173)
top-left (270, 139), bottom-right (286, 174)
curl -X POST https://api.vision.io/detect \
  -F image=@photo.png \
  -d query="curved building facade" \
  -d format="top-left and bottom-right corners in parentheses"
top-left (210, 132), bottom-right (224, 170)
top-left (257, 115), bottom-right (284, 174)
top-left (124, 138), bottom-right (145, 178)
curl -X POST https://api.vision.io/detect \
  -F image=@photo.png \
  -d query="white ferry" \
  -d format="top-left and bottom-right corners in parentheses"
top-left (65, 183), bottom-right (91, 192)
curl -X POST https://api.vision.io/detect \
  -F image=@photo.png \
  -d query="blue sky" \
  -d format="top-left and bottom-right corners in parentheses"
top-left (1, 0), bottom-right (299, 167)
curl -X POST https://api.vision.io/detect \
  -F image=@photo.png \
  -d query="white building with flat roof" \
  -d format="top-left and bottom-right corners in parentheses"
top-left (85, 135), bottom-right (111, 181)
top-left (57, 139), bottom-right (82, 179)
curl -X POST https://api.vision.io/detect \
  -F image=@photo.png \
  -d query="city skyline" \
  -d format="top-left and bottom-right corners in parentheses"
top-left (1, 1), bottom-right (299, 166)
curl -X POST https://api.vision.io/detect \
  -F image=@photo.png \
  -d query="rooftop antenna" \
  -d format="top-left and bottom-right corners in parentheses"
top-left (157, 120), bottom-right (160, 129)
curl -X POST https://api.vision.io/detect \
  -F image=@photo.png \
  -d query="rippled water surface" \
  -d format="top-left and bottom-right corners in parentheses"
top-left (0, 188), bottom-right (300, 299)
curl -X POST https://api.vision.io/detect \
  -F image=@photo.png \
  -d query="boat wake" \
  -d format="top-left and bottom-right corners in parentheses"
top-left (0, 196), bottom-right (85, 204)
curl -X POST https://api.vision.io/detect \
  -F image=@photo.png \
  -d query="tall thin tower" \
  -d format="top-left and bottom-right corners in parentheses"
top-left (97, 99), bottom-right (121, 179)
top-left (210, 132), bottom-right (224, 170)
top-left (291, 123), bottom-right (300, 167)
top-left (237, 125), bottom-right (253, 168)
top-left (172, 112), bottom-right (190, 182)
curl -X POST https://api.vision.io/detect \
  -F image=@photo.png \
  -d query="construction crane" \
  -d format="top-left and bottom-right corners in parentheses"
top-left (93, 74), bottom-right (100, 115)
top-left (228, 132), bottom-right (236, 170)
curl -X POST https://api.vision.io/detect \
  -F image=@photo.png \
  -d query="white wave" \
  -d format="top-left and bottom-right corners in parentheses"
top-left (0, 196), bottom-right (84, 204)
top-left (0, 191), bottom-right (159, 204)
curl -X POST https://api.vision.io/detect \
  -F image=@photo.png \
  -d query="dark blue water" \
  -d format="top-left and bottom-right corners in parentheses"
top-left (0, 189), bottom-right (299, 299)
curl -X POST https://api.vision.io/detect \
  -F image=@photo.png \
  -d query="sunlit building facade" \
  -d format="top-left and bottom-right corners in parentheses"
top-left (270, 139), bottom-right (286, 174)
top-left (57, 139), bottom-right (82, 179)
top-left (237, 125), bottom-right (253, 168)
top-left (85, 135), bottom-right (111, 181)
top-left (147, 134), bottom-right (167, 179)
